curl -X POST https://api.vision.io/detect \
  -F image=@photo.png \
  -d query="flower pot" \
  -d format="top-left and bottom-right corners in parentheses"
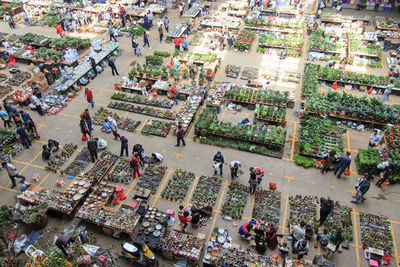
top-left (27, 216), bottom-right (48, 230)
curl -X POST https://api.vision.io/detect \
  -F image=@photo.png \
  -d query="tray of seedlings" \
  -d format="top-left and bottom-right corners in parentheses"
top-left (252, 189), bottom-right (281, 226)
top-left (191, 176), bottom-right (222, 208)
top-left (107, 157), bottom-right (133, 184)
top-left (161, 169), bottom-right (195, 202)
top-left (287, 195), bottom-right (318, 232)
top-left (221, 182), bottom-right (249, 219)
top-left (63, 148), bottom-right (92, 176)
top-left (136, 165), bottom-right (168, 194)
top-left (359, 212), bottom-right (393, 254)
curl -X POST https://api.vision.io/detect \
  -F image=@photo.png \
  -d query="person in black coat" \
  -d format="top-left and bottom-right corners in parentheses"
top-left (213, 151), bottom-right (224, 175)
top-left (89, 57), bottom-right (97, 75)
top-left (319, 197), bottom-right (333, 226)
top-left (87, 137), bottom-right (98, 163)
top-left (333, 152), bottom-right (351, 179)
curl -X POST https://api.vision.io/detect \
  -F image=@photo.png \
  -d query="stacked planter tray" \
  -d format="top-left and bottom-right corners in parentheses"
top-left (359, 213), bottom-right (393, 254)
top-left (135, 165), bottom-right (168, 194)
top-left (160, 169), bottom-right (195, 202)
top-left (190, 176), bottom-right (222, 208)
top-left (108, 101), bottom-right (176, 120)
top-left (141, 119), bottom-right (172, 137)
top-left (221, 182), bottom-right (248, 219)
top-left (111, 92), bottom-right (174, 109)
top-left (252, 189), bottom-right (281, 226)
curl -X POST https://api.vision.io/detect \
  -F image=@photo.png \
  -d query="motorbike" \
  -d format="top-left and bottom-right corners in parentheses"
top-left (121, 241), bottom-right (158, 265)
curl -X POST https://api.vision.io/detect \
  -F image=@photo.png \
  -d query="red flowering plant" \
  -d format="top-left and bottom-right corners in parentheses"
top-left (233, 30), bottom-right (255, 51)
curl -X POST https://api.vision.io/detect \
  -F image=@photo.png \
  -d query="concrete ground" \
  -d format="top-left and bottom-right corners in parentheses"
top-left (0, 4), bottom-right (399, 267)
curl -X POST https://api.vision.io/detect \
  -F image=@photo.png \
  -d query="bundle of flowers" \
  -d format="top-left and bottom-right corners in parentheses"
top-left (233, 31), bottom-right (255, 51)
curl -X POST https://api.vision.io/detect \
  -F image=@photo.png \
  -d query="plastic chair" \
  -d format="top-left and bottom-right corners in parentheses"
top-left (25, 245), bottom-right (46, 260)
top-left (56, 179), bottom-right (65, 187)
top-left (32, 174), bottom-right (40, 182)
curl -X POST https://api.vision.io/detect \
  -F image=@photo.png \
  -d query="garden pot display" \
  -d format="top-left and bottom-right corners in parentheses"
top-left (191, 176), bottom-right (221, 209)
top-left (298, 115), bottom-right (345, 158)
top-left (0, 130), bottom-right (16, 149)
top-left (322, 202), bottom-right (353, 243)
top-left (258, 31), bottom-right (304, 51)
top-left (135, 165), bottom-right (167, 194)
top-left (254, 104), bottom-right (286, 124)
top-left (45, 143), bottom-right (77, 172)
top-left (107, 158), bottom-right (133, 184)
top-left (156, 229), bottom-right (203, 261)
top-left (64, 148), bottom-right (92, 176)
top-left (240, 66), bottom-right (258, 80)
top-left (133, 207), bottom-right (169, 250)
top-left (22, 203), bottom-right (48, 230)
top-left (359, 213), bottom-right (393, 254)
top-left (244, 17), bottom-right (303, 31)
top-left (0, 142), bottom-right (24, 164)
top-left (92, 107), bottom-right (141, 132)
top-left (225, 64), bottom-right (241, 78)
top-left (221, 182), bottom-right (248, 219)
top-left (287, 195), bottom-right (318, 232)
top-left (7, 71), bottom-right (31, 86)
top-left (225, 85), bottom-right (289, 107)
top-left (111, 92), bottom-right (174, 109)
top-left (83, 151), bottom-right (119, 182)
top-left (252, 189), bottom-right (281, 226)
top-left (141, 119), bottom-right (172, 137)
top-left (205, 83), bottom-right (227, 108)
top-left (161, 169), bottom-right (195, 202)
top-left (77, 184), bottom-right (115, 212)
top-left (173, 92), bottom-right (204, 134)
top-left (233, 31), bottom-right (255, 51)
top-left (108, 101), bottom-right (176, 120)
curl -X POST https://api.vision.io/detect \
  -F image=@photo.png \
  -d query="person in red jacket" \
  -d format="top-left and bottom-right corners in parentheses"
top-left (85, 88), bottom-right (94, 109)
top-left (173, 37), bottom-right (182, 50)
top-left (131, 153), bottom-right (141, 179)
top-left (178, 209), bottom-right (192, 233)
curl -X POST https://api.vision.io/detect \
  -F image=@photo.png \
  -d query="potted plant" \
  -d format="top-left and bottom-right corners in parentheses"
top-left (21, 203), bottom-right (48, 230)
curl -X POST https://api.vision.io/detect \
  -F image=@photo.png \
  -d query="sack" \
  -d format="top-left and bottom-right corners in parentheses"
top-left (269, 182), bottom-right (277, 190)
top-left (81, 134), bottom-right (87, 142)
top-left (344, 170), bottom-right (350, 176)
top-left (327, 242), bottom-right (337, 252)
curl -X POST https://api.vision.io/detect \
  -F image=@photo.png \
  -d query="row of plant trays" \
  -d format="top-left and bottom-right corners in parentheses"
top-left (63, 148), bottom-right (92, 177)
top-left (108, 101), bottom-right (176, 120)
top-left (225, 86), bottom-right (290, 108)
top-left (359, 212), bottom-right (393, 254)
top-left (45, 143), bottom-right (77, 172)
top-left (107, 158), bottom-right (132, 184)
top-left (111, 92), bottom-right (174, 109)
top-left (136, 165), bottom-right (168, 194)
top-left (82, 151), bottom-right (119, 182)
top-left (92, 107), bottom-right (141, 132)
top-left (287, 195), bottom-right (318, 232)
top-left (160, 169), bottom-right (195, 203)
top-left (221, 182), bottom-right (249, 219)
top-left (253, 189), bottom-right (281, 226)
top-left (141, 119), bottom-right (172, 137)
top-left (323, 202), bottom-right (353, 243)
top-left (190, 176), bottom-right (221, 209)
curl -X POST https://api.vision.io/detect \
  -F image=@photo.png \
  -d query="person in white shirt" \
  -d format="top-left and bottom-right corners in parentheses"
top-left (30, 95), bottom-right (44, 116)
top-left (230, 160), bottom-right (241, 180)
top-left (369, 129), bottom-right (381, 147)
top-left (383, 80), bottom-right (394, 101)
top-left (289, 221), bottom-right (306, 248)
top-left (151, 152), bottom-right (163, 163)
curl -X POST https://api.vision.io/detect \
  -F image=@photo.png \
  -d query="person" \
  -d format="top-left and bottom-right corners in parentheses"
top-left (16, 125), bottom-right (31, 149)
top-left (131, 153), bottom-right (141, 178)
top-left (319, 197), bottom-right (334, 226)
top-left (324, 229), bottom-right (343, 258)
top-left (238, 118), bottom-right (249, 125)
top-left (108, 57), bottom-right (119, 76)
top-left (101, 121), bottom-right (112, 132)
top-left (280, 49), bottom-right (287, 59)
top-left (175, 124), bottom-right (185, 147)
top-left (383, 80), bottom-right (394, 102)
top-left (143, 14), bottom-right (149, 30)
top-left (376, 164), bottom-right (392, 187)
top-left (230, 160), bottom-right (241, 179)
top-left (132, 144), bottom-right (145, 168)
top-left (158, 24), bottom-right (163, 43)
top-left (64, 20), bottom-right (70, 32)
top-left (135, 44), bottom-right (141, 56)
top-left (30, 95), bottom-right (44, 116)
top-left (147, 10), bottom-right (153, 26)
top-left (109, 24), bottom-right (117, 42)
top-left (182, 37), bottom-right (188, 51)
top-left (238, 220), bottom-right (256, 239)
top-left (164, 17), bottom-right (169, 32)
top-left (9, 106), bottom-right (22, 127)
top-left (279, 242), bottom-right (290, 257)
top-left (151, 152), bottom-right (163, 164)
top-left (80, 119), bottom-right (91, 141)
top-left (321, 150), bottom-right (336, 175)
top-left (265, 227), bottom-right (285, 249)
top-left (169, 84), bottom-right (179, 105)
top-left (351, 175), bottom-right (371, 203)
top-left (384, 35), bottom-right (392, 52)
top-left (179, 4), bottom-right (184, 17)
top-left (32, 82), bottom-right (42, 98)
top-left (213, 151), bottom-right (224, 176)
top-left (334, 152), bottom-right (351, 179)
top-left (89, 57), bottom-right (97, 76)
top-left (48, 139), bottom-right (59, 152)
top-left (25, 118), bottom-right (40, 139)
top-left (0, 107), bottom-right (11, 128)
top-left (290, 221), bottom-right (306, 248)
top-left (85, 88), bottom-right (94, 109)
top-left (178, 209), bottom-right (192, 232)
top-left (255, 236), bottom-right (267, 254)
top-left (139, 79), bottom-right (148, 96)
top-left (335, 3), bottom-right (342, 12)
top-left (131, 36), bottom-right (138, 55)
top-left (190, 208), bottom-right (200, 228)
top-left (42, 145), bottom-right (51, 160)
top-left (294, 239), bottom-right (309, 260)
top-left (56, 23), bottom-right (64, 38)
top-left (143, 31), bottom-right (151, 49)
top-left (23, 11), bottom-right (30, 26)
top-left (174, 37), bottom-right (181, 50)
top-left (369, 129), bottom-right (381, 147)
top-left (106, 117), bottom-right (120, 140)
top-left (55, 235), bottom-right (76, 257)
top-left (249, 167), bottom-right (258, 194)
top-left (227, 35), bottom-right (233, 50)
top-left (2, 162), bottom-right (25, 189)
top-left (120, 136), bottom-right (129, 157)
top-left (83, 109), bottom-right (92, 133)
top-left (5, 13), bottom-right (14, 29)
top-left (87, 137), bottom-right (98, 163)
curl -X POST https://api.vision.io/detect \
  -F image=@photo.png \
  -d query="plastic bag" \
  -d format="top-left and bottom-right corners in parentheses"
top-left (63, 225), bottom-right (76, 235)
top-left (13, 234), bottom-right (27, 254)
top-left (77, 255), bottom-right (92, 264)
top-left (83, 244), bottom-right (99, 256)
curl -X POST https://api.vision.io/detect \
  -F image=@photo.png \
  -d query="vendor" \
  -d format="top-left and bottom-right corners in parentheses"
top-left (238, 118), bottom-right (250, 125)
top-left (48, 139), bottom-right (59, 152)
top-left (238, 220), bottom-right (256, 239)
top-left (369, 129), bottom-right (381, 147)
top-left (178, 210), bottom-right (192, 233)
top-left (101, 121), bottom-right (112, 133)
top-left (254, 167), bottom-right (264, 184)
top-left (265, 226), bottom-right (285, 249)
top-left (55, 235), bottom-right (76, 257)
top-left (190, 208), bottom-right (200, 229)
top-left (42, 145), bottom-right (51, 160)
top-left (151, 152), bottom-right (163, 163)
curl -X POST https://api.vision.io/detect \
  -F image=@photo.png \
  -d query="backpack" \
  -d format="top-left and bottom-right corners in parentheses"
top-left (130, 159), bottom-right (135, 168)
